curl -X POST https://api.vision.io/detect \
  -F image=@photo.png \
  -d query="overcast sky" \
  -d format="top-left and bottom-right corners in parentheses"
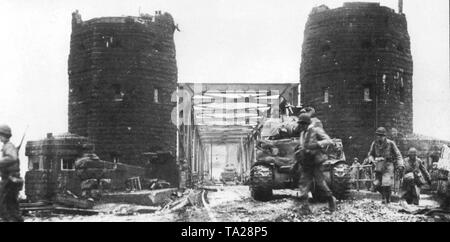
top-left (0, 0), bottom-right (449, 155)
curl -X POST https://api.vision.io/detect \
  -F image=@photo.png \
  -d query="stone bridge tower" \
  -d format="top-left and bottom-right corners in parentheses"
top-left (300, 3), bottom-right (413, 160)
top-left (68, 10), bottom-right (178, 166)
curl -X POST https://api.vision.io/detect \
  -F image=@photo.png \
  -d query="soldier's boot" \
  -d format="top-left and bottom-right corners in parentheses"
top-left (328, 195), bottom-right (337, 213)
top-left (380, 187), bottom-right (386, 204)
top-left (385, 187), bottom-right (392, 204)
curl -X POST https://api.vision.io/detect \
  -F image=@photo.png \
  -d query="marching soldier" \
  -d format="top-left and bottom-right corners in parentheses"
top-left (367, 127), bottom-right (404, 204)
top-left (0, 124), bottom-right (24, 222)
top-left (295, 114), bottom-right (337, 212)
top-left (400, 147), bottom-right (431, 205)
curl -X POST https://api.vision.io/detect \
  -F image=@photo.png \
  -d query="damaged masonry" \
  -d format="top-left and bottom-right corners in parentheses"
top-left (17, 2), bottom-right (450, 222)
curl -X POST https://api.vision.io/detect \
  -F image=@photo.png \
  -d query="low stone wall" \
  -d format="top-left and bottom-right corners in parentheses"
top-left (25, 163), bottom-right (147, 202)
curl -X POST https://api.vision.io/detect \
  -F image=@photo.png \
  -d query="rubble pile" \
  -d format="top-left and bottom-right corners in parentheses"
top-left (140, 178), bottom-right (171, 190)
top-left (275, 199), bottom-right (435, 222)
top-left (162, 189), bottom-right (203, 211)
top-left (75, 153), bottom-right (113, 199)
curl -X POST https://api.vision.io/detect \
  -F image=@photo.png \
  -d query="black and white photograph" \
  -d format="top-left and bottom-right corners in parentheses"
top-left (0, 0), bottom-right (449, 226)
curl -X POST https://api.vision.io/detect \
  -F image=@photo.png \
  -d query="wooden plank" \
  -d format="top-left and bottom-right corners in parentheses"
top-left (53, 207), bottom-right (100, 216)
top-left (21, 206), bottom-right (55, 212)
top-left (53, 194), bottom-right (95, 209)
top-left (20, 201), bottom-right (51, 208)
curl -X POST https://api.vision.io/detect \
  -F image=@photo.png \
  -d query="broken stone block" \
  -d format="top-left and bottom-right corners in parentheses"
top-left (148, 188), bottom-right (178, 205)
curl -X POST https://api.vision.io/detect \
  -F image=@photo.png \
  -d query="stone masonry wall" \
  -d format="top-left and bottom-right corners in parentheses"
top-left (68, 11), bottom-right (178, 166)
top-left (300, 3), bottom-right (413, 161)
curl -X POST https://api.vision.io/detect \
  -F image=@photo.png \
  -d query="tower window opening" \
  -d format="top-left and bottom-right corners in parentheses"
top-left (154, 88), bottom-right (160, 103)
top-left (111, 84), bottom-right (124, 101)
top-left (363, 86), bottom-right (373, 102)
top-left (323, 88), bottom-right (329, 103)
top-left (399, 87), bottom-right (405, 103)
top-left (399, 78), bottom-right (405, 103)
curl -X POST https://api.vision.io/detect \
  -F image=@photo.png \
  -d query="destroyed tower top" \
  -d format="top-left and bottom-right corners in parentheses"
top-left (310, 2), bottom-right (404, 16)
top-left (71, 10), bottom-right (177, 34)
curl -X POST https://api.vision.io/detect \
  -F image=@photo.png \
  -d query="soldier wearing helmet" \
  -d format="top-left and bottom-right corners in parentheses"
top-left (295, 113), bottom-right (337, 212)
top-left (0, 124), bottom-right (23, 222)
top-left (400, 147), bottom-right (431, 205)
top-left (367, 127), bottom-right (404, 204)
top-left (299, 107), bottom-right (323, 129)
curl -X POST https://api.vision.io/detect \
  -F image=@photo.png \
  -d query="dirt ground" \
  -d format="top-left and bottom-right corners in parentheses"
top-left (24, 185), bottom-right (446, 222)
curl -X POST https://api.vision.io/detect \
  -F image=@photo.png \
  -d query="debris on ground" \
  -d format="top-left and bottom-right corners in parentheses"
top-left (23, 185), bottom-right (446, 222)
top-left (162, 189), bottom-right (203, 212)
top-left (140, 178), bottom-right (172, 190)
top-left (75, 154), bottom-right (114, 200)
top-left (94, 203), bottom-right (161, 216)
top-left (53, 192), bottom-right (95, 209)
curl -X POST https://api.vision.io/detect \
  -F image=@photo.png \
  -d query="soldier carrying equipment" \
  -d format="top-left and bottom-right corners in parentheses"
top-left (367, 127), bottom-right (404, 204)
top-left (0, 124), bottom-right (24, 222)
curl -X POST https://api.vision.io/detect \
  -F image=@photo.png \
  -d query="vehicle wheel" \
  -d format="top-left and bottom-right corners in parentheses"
top-left (250, 165), bottom-right (273, 201)
top-left (330, 163), bottom-right (351, 200)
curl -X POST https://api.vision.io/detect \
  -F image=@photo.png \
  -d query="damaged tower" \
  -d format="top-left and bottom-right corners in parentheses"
top-left (68, 11), bottom-right (178, 166)
top-left (300, 2), bottom-right (413, 160)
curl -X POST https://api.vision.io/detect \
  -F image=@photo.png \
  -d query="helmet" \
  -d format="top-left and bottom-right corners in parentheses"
top-left (300, 106), bottom-right (315, 115)
top-left (298, 114), bottom-right (311, 124)
top-left (408, 147), bottom-right (418, 156)
top-left (375, 127), bottom-right (387, 136)
top-left (0, 124), bottom-right (12, 138)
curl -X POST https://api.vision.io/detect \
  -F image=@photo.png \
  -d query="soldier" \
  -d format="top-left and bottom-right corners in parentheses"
top-left (367, 127), bottom-right (404, 204)
top-left (400, 147), bottom-right (431, 205)
top-left (300, 107), bottom-right (323, 129)
top-left (295, 114), bottom-right (337, 212)
top-left (0, 124), bottom-right (23, 222)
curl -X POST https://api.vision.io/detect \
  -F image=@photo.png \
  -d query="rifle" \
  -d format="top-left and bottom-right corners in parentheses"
top-left (16, 125), bottom-right (29, 152)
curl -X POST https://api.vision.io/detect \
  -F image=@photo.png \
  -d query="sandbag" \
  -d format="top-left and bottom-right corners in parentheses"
top-left (75, 154), bottom-right (114, 169)
top-left (76, 168), bottom-right (108, 180)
